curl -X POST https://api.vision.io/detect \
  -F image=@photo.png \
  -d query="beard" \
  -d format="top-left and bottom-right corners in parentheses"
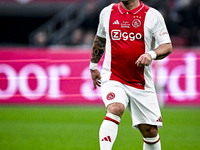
top-left (121, 0), bottom-right (131, 4)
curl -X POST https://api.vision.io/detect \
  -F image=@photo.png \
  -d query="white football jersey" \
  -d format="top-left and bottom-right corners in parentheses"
top-left (97, 2), bottom-right (171, 91)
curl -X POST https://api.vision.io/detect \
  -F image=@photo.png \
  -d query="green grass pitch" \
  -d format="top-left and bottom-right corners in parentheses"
top-left (0, 106), bottom-right (200, 150)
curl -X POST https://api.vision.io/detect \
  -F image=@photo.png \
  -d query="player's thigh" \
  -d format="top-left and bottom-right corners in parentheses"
top-left (101, 81), bottom-right (129, 110)
top-left (126, 86), bottom-right (162, 129)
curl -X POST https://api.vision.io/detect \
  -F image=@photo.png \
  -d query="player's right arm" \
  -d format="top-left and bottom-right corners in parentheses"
top-left (90, 5), bottom-right (108, 89)
top-left (91, 35), bottom-right (106, 63)
top-left (90, 35), bottom-right (106, 89)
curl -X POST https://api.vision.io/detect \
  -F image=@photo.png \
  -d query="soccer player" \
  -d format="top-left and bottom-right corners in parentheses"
top-left (89, 0), bottom-right (172, 150)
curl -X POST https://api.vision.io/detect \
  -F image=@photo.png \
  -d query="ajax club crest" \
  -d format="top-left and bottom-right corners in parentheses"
top-left (132, 19), bottom-right (141, 28)
top-left (106, 92), bottom-right (115, 100)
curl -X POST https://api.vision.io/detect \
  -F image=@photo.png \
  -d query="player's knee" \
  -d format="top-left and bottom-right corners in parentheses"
top-left (107, 103), bottom-right (124, 117)
top-left (138, 124), bottom-right (158, 138)
top-left (148, 127), bottom-right (158, 137)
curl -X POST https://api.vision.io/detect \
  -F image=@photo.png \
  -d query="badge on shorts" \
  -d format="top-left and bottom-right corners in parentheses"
top-left (106, 92), bottom-right (115, 100)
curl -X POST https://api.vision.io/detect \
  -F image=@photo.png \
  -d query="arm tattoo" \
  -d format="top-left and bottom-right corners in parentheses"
top-left (156, 51), bottom-right (171, 60)
top-left (91, 35), bottom-right (106, 63)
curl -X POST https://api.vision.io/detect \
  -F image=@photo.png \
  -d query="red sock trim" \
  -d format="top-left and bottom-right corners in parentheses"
top-left (143, 137), bottom-right (160, 145)
top-left (104, 116), bottom-right (119, 125)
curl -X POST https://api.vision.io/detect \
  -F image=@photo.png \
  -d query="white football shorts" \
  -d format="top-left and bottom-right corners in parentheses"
top-left (101, 80), bottom-right (163, 129)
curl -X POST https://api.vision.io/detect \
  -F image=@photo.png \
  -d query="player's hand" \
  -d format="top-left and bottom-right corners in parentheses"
top-left (90, 69), bottom-right (101, 89)
top-left (135, 53), bottom-right (152, 67)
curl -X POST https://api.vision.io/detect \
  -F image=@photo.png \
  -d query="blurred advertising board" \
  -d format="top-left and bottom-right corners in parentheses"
top-left (0, 48), bottom-right (200, 106)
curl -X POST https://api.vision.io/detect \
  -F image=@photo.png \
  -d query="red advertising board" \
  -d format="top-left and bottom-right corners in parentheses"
top-left (0, 48), bottom-right (103, 105)
top-left (153, 49), bottom-right (200, 106)
top-left (0, 48), bottom-right (200, 106)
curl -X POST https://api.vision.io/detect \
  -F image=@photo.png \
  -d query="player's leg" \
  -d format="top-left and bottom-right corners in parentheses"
top-left (99, 103), bottom-right (124, 150)
top-left (125, 85), bottom-right (162, 150)
top-left (100, 81), bottom-right (129, 150)
top-left (138, 124), bottom-right (161, 150)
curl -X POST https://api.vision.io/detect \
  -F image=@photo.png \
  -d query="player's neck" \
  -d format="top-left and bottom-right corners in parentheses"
top-left (121, 0), bottom-right (140, 11)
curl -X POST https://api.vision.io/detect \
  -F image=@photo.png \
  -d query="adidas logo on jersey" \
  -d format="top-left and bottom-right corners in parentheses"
top-left (101, 136), bottom-right (111, 142)
top-left (113, 20), bottom-right (119, 25)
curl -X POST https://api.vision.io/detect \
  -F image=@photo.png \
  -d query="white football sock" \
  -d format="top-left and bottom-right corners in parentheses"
top-left (99, 113), bottom-right (121, 150)
top-left (143, 134), bottom-right (161, 150)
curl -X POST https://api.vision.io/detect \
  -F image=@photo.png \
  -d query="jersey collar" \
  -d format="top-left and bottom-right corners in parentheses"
top-left (118, 1), bottom-right (145, 15)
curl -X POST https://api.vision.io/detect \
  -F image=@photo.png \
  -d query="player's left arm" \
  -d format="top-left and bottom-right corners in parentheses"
top-left (136, 9), bottom-right (172, 67)
top-left (153, 9), bottom-right (173, 60)
top-left (135, 42), bottom-right (172, 67)
top-left (154, 42), bottom-right (172, 60)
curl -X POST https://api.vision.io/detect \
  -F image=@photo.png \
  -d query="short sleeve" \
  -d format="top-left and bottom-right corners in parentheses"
top-left (152, 9), bottom-right (171, 45)
top-left (96, 8), bottom-right (106, 38)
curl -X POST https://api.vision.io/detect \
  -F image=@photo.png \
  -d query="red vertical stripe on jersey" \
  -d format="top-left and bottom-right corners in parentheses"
top-left (109, 2), bottom-right (149, 90)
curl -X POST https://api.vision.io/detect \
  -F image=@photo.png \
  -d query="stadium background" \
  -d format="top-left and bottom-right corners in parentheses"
top-left (0, 0), bottom-right (200, 149)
